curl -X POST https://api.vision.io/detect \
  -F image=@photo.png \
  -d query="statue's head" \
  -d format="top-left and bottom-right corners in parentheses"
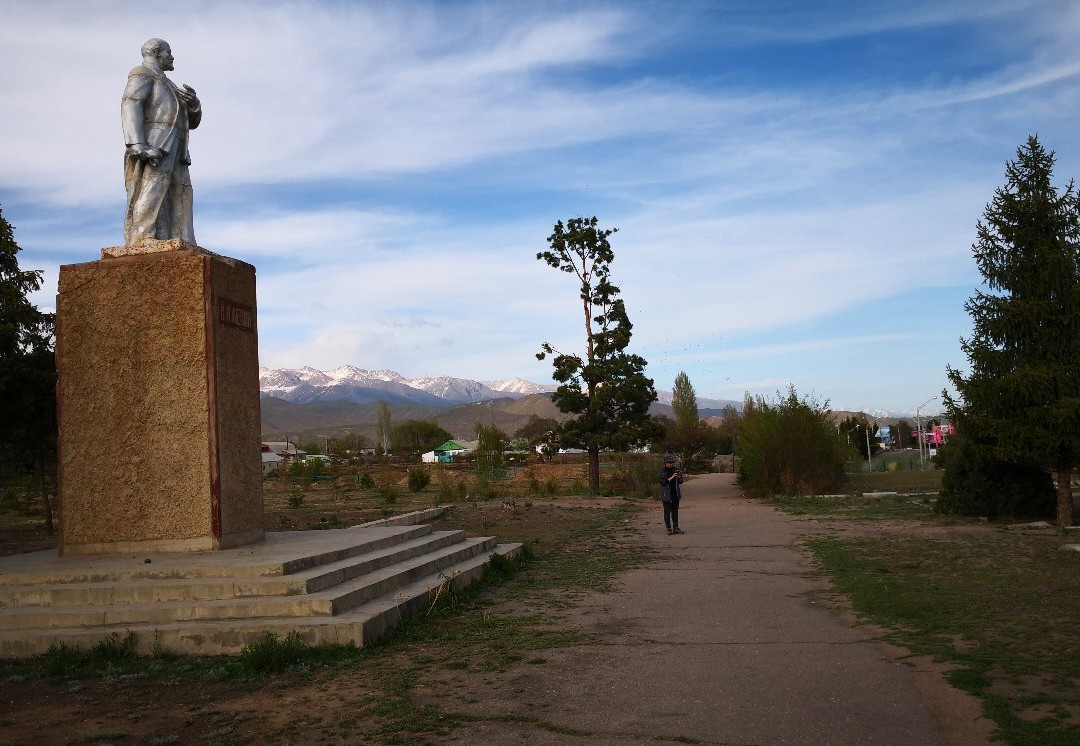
top-left (141, 38), bottom-right (174, 71)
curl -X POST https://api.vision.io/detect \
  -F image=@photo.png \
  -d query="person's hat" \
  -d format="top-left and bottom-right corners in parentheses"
top-left (663, 454), bottom-right (675, 462)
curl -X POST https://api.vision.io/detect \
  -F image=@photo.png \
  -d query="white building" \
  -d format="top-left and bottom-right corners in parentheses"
top-left (261, 451), bottom-right (284, 475)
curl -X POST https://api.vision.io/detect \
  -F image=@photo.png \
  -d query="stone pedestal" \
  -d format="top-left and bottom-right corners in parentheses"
top-left (56, 241), bottom-right (264, 555)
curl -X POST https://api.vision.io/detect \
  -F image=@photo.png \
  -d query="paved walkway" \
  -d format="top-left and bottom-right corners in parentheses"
top-left (453, 473), bottom-right (968, 744)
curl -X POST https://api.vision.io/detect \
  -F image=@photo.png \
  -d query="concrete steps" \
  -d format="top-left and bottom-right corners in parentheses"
top-left (0, 507), bottom-right (522, 657)
top-left (0, 530), bottom-right (469, 609)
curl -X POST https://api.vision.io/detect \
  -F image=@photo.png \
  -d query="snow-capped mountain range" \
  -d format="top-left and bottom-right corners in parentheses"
top-left (259, 366), bottom-right (919, 417)
top-left (259, 365), bottom-right (558, 406)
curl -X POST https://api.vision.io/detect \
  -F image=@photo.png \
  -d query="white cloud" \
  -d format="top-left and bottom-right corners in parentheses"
top-left (0, 1), bottom-right (643, 204)
top-left (3, 0), bottom-right (1079, 410)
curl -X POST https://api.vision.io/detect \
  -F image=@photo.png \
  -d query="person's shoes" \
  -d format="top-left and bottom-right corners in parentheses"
top-left (672, 527), bottom-right (684, 534)
top-left (666, 528), bottom-right (673, 535)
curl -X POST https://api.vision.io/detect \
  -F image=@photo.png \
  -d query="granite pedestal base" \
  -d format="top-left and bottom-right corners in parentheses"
top-left (56, 241), bottom-right (264, 555)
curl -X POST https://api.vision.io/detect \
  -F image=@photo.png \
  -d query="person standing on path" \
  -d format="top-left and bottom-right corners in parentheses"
top-left (658, 454), bottom-right (684, 535)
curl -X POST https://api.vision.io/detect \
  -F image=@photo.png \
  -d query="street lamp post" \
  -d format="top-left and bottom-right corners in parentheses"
top-left (865, 427), bottom-right (872, 470)
top-left (916, 396), bottom-right (938, 467)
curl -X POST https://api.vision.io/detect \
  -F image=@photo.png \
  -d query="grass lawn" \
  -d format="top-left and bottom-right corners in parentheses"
top-left (844, 468), bottom-right (943, 495)
top-left (767, 491), bottom-right (1080, 745)
top-left (766, 492), bottom-right (934, 519)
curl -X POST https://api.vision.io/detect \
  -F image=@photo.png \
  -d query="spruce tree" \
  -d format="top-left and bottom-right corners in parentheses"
top-left (537, 217), bottom-right (658, 493)
top-left (945, 135), bottom-right (1080, 527)
top-left (0, 203), bottom-right (51, 357)
top-left (0, 202), bottom-right (57, 533)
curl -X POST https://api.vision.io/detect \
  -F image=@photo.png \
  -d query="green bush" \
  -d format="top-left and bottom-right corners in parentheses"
top-left (605, 456), bottom-right (659, 499)
top-left (737, 386), bottom-right (845, 497)
top-left (474, 473), bottom-right (495, 499)
top-left (357, 472), bottom-right (375, 489)
top-left (936, 436), bottom-right (1055, 519)
top-left (238, 631), bottom-right (308, 675)
top-left (407, 466), bottom-right (431, 493)
top-left (1, 486), bottom-right (20, 510)
top-left (436, 470), bottom-right (457, 502)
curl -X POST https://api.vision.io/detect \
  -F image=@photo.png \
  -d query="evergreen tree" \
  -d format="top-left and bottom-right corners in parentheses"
top-left (945, 135), bottom-right (1080, 527)
top-left (0, 203), bottom-right (57, 533)
top-left (537, 216), bottom-right (658, 493)
top-left (936, 431), bottom-right (1055, 520)
top-left (837, 414), bottom-right (880, 462)
top-left (666, 371), bottom-right (715, 470)
top-left (0, 203), bottom-right (51, 357)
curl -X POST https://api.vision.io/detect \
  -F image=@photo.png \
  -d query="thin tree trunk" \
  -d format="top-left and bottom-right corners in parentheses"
top-left (1057, 467), bottom-right (1075, 528)
top-left (588, 446), bottom-right (600, 495)
top-left (38, 453), bottom-right (54, 536)
top-left (582, 295), bottom-right (594, 365)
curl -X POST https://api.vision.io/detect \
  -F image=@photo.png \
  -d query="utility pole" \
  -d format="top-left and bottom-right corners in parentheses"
top-left (916, 396), bottom-right (938, 467)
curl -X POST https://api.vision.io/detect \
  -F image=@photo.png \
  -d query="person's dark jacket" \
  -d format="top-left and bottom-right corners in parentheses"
top-left (658, 466), bottom-right (683, 503)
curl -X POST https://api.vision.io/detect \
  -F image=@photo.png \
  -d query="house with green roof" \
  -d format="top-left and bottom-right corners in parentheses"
top-left (421, 439), bottom-right (476, 463)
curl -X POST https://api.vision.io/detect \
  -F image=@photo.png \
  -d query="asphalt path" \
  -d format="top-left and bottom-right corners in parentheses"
top-left (450, 472), bottom-right (961, 745)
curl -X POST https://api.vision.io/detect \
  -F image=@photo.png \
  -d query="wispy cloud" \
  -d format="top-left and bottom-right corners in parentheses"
top-left (3, 0), bottom-right (1079, 410)
top-left (703, 0), bottom-right (1045, 45)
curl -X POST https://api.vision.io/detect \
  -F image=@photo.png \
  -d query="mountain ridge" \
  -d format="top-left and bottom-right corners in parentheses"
top-left (258, 367), bottom-right (934, 441)
top-left (259, 365), bottom-right (740, 409)
top-left (259, 365), bottom-right (559, 407)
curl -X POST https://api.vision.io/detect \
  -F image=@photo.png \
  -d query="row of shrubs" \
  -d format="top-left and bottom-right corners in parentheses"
top-left (278, 456), bottom-right (668, 505)
top-left (733, 386), bottom-right (1058, 521)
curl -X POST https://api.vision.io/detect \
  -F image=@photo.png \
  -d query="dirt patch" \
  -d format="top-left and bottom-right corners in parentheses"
top-left (0, 677), bottom-right (254, 744)
top-left (877, 645), bottom-right (998, 745)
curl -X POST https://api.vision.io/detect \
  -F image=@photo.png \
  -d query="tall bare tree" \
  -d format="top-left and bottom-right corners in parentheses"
top-left (375, 400), bottom-right (392, 455)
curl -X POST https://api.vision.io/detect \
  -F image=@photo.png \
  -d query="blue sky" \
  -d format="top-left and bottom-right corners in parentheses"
top-left (2, 0), bottom-right (1079, 414)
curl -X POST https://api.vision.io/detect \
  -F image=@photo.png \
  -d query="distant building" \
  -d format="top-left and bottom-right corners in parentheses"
top-left (422, 440), bottom-right (476, 463)
top-left (263, 441), bottom-right (302, 457)
top-left (536, 446), bottom-right (586, 455)
top-left (878, 425), bottom-right (893, 447)
top-left (261, 451), bottom-right (283, 475)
